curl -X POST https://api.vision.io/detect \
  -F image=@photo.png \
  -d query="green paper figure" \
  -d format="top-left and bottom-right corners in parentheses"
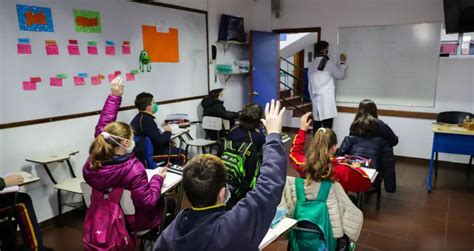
top-left (139, 50), bottom-right (151, 72)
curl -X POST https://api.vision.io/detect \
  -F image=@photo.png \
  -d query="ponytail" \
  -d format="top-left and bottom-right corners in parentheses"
top-left (304, 128), bottom-right (337, 184)
top-left (88, 122), bottom-right (133, 170)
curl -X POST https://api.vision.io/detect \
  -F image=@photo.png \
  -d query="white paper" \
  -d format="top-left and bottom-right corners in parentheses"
top-left (156, 18), bottom-right (169, 33)
top-left (146, 169), bottom-right (182, 193)
top-left (361, 167), bottom-right (379, 183)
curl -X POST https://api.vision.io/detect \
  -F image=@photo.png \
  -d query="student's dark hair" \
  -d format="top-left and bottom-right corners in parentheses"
top-left (182, 154), bottom-right (227, 208)
top-left (350, 99), bottom-right (379, 136)
top-left (239, 103), bottom-right (263, 130)
top-left (134, 92), bottom-right (154, 111)
top-left (209, 88), bottom-right (223, 100)
top-left (304, 128), bottom-right (337, 184)
top-left (314, 41), bottom-right (329, 55)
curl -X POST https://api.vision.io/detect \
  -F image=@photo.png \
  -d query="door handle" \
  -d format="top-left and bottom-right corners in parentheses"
top-left (249, 91), bottom-right (259, 96)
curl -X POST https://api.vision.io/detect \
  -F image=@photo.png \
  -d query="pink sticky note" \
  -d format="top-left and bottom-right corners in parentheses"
top-left (126, 73), bottom-right (135, 82)
top-left (46, 45), bottom-right (59, 55)
top-left (17, 44), bottom-right (32, 54)
top-left (87, 46), bottom-right (98, 55)
top-left (122, 45), bottom-right (131, 55)
top-left (50, 77), bottom-right (63, 87)
top-left (108, 73), bottom-right (117, 83)
top-left (105, 46), bottom-right (115, 56)
top-left (74, 76), bottom-right (85, 86)
top-left (30, 77), bottom-right (42, 83)
top-left (114, 71), bottom-right (122, 75)
top-left (91, 76), bottom-right (101, 85)
top-left (22, 81), bottom-right (36, 91)
top-left (68, 45), bottom-right (80, 55)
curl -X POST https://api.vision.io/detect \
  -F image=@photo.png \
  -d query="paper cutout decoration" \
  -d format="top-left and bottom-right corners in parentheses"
top-left (139, 50), bottom-right (151, 72)
top-left (18, 38), bottom-right (30, 44)
top-left (30, 77), bottom-right (42, 83)
top-left (45, 40), bottom-right (59, 55)
top-left (50, 77), bottom-right (63, 87)
top-left (126, 73), bottom-right (135, 82)
top-left (73, 9), bottom-right (101, 33)
top-left (78, 73), bottom-right (88, 78)
top-left (122, 41), bottom-right (131, 55)
top-left (114, 70), bottom-right (121, 75)
top-left (74, 76), bottom-right (85, 86)
top-left (17, 43), bottom-right (32, 54)
top-left (105, 46), bottom-right (115, 56)
top-left (68, 40), bottom-right (80, 55)
top-left (142, 25), bottom-right (179, 63)
top-left (17, 4), bottom-right (54, 32)
top-left (130, 69), bottom-right (139, 75)
top-left (87, 46), bottom-right (98, 55)
top-left (23, 81), bottom-right (36, 91)
top-left (56, 73), bottom-right (67, 79)
top-left (91, 76), bottom-right (101, 85)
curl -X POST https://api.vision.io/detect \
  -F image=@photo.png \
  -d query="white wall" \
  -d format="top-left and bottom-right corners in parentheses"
top-left (0, 0), bottom-right (255, 223)
top-left (272, 0), bottom-right (473, 162)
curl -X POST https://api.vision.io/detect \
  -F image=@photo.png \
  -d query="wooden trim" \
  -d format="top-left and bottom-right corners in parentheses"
top-left (0, 95), bottom-right (205, 129)
top-left (337, 106), bottom-right (437, 120)
top-left (273, 27), bottom-right (322, 34)
top-left (276, 32), bottom-right (281, 99)
top-left (249, 31), bottom-right (254, 103)
top-left (131, 0), bottom-right (207, 14)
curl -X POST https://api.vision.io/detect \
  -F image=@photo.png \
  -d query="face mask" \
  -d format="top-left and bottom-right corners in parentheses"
top-left (152, 103), bottom-right (159, 113)
top-left (101, 132), bottom-right (135, 154)
top-left (224, 184), bottom-right (232, 204)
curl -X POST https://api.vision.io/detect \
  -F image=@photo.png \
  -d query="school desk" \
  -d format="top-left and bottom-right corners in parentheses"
top-left (427, 123), bottom-right (474, 192)
top-left (25, 150), bottom-right (83, 223)
top-left (13, 171), bottom-right (40, 186)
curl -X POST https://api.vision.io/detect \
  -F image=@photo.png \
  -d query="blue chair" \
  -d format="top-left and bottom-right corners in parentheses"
top-left (134, 136), bottom-right (158, 169)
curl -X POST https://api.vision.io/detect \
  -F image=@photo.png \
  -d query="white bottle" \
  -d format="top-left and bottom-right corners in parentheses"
top-left (31, 164), bottom-right (38, 177)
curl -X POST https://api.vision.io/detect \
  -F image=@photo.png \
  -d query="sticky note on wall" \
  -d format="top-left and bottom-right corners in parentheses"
top-left (22, 81), bottom-right (36, 91)
top-left (142, 25), bottom-right (179, 63)
top-left (50, 77), bottom-right (63, 87)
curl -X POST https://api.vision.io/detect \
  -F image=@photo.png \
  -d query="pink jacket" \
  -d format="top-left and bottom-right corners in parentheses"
top-left (83, 94), bottom-right (164, 231)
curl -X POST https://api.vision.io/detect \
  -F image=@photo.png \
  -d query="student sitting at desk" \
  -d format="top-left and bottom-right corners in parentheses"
top-left (337, 99), bottom-right (397, 193)
top-left (201, 88), bottom-right (239, 140)
top-left (226, 103), bottom-right (266, 151)
top-left (0, 175), bottom-right (51, 251)
top-left (83, 77), bottom-right (166, 233)
top-left (131, 92), bottom-right (184, 164)
top-left (281, 127), bottom-right (363, 248)
top-left (154, 100), bottom-right (287, 251)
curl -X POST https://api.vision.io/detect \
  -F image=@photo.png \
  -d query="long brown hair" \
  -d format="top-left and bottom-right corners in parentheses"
top-left (350, 99), bottom-right (379, 136)
top-left (304, 128), bottom-right (337, 184)
top-left (89, 122), bottom-right (133, 169)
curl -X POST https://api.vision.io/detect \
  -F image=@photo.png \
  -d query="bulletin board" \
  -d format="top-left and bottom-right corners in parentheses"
top-left (0, 0), bottom-right (209, 127)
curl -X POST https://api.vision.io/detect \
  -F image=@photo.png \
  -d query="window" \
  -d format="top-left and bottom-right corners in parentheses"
top-left (440, 24), bottom-right (474, 56)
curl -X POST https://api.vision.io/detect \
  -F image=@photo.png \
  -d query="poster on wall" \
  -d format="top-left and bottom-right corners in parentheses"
top-left (73, 9), bottom-right (101, 33)
top-left (16, 4), bottom-right (54, 32)
top-left (142, 25), bottom-right (179, 63)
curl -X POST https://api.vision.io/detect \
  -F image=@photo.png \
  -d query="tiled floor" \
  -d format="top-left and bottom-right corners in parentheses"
top-left (40, 159), bottom-right (474, 251)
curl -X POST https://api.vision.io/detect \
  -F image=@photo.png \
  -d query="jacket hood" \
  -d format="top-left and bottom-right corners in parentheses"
top-left (201, 95), bottom-right (223, 108)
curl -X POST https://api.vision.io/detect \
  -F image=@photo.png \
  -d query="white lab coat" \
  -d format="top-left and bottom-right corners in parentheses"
top-left (308, 56), bottom-right (347, 121)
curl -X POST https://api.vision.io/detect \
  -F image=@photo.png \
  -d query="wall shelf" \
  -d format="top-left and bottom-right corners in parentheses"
top-left (216, 71), bottom-right (250, 83)
top-left (216, 40), bottom-right (249, 53)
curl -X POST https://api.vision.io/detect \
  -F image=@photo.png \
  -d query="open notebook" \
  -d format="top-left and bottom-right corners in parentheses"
top-left (360, 167), bottom-right (379, 183)
top-left (146, 168), bottom-right (182, 194)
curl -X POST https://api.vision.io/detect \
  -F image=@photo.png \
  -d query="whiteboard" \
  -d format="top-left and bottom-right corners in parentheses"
top-left (0, 0), bottom-right (208, 125)
top-left (336, 23), bottom-right (441, 107)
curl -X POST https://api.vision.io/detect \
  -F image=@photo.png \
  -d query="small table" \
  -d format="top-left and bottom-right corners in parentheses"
top-left (428, 124), bottom-right (474, 192)
top-left (259, 217), bottom-right (297, 250)
top-left (25, 150), bottom-right (82, 223)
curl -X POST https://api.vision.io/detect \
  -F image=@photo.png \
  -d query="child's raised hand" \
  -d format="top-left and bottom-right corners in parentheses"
top-left (300, 112), bottom-right (312, 131)
top-left (261, 99), bottom-right (286, 134)
top-left (110, 76), bottom-right (124, 97)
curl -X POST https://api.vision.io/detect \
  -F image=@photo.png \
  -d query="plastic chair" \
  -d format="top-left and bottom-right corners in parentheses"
top-left (134, 136), bottom-right (186, 169)
top-left (80, 182), bottom-right (174, 251)
top-left (184, 116), bottom-right (222, 159)
top-left (435, 111), bottom-right (473, 176)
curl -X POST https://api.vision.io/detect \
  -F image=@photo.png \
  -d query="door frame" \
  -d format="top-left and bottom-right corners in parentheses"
top-left (273, 27), bottom-right (321, 97)
top-left (249, 30), bottom-right (280, 104)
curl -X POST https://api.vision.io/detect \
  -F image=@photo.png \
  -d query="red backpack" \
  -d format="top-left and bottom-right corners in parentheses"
top-left (83, 188), bottom-right (136, 251)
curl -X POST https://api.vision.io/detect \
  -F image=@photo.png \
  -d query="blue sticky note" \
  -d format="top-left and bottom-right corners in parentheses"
top-left (18, 38), bottom-right (30, 44)
top-left (78, 73), bottom-right (88, 78)
top-left (105, 40), bottom-right (114, 46)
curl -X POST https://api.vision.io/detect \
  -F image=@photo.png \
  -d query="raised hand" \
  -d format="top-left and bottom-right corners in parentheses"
top-left (261, 99), bottom-right (286, 135)
top-left (111, 76), bottom-right (124, 97)
top-left (300, 112), bottom-right (312, 131)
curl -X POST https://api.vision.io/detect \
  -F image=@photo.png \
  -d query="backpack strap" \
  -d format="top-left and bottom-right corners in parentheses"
top-left (237, 141), bottom-right (252, 156)
top-left (315, 180), bottom-right (332, 203)
top-left (295, 178), bottom-right (306, 203)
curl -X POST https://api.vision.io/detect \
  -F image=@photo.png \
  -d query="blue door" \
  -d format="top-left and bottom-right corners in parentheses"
top-left (250, 31), bottom-right (279, 107)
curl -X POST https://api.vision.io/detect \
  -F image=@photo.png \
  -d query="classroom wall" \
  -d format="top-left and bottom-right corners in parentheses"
top-left (271, 0), bottom-right (474, 163)
top-left (0, 0), bottom-right (255, 223)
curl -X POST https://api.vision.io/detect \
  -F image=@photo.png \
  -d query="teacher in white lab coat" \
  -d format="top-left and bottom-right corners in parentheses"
top-left (308, 40), bottom-right (348, 131)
